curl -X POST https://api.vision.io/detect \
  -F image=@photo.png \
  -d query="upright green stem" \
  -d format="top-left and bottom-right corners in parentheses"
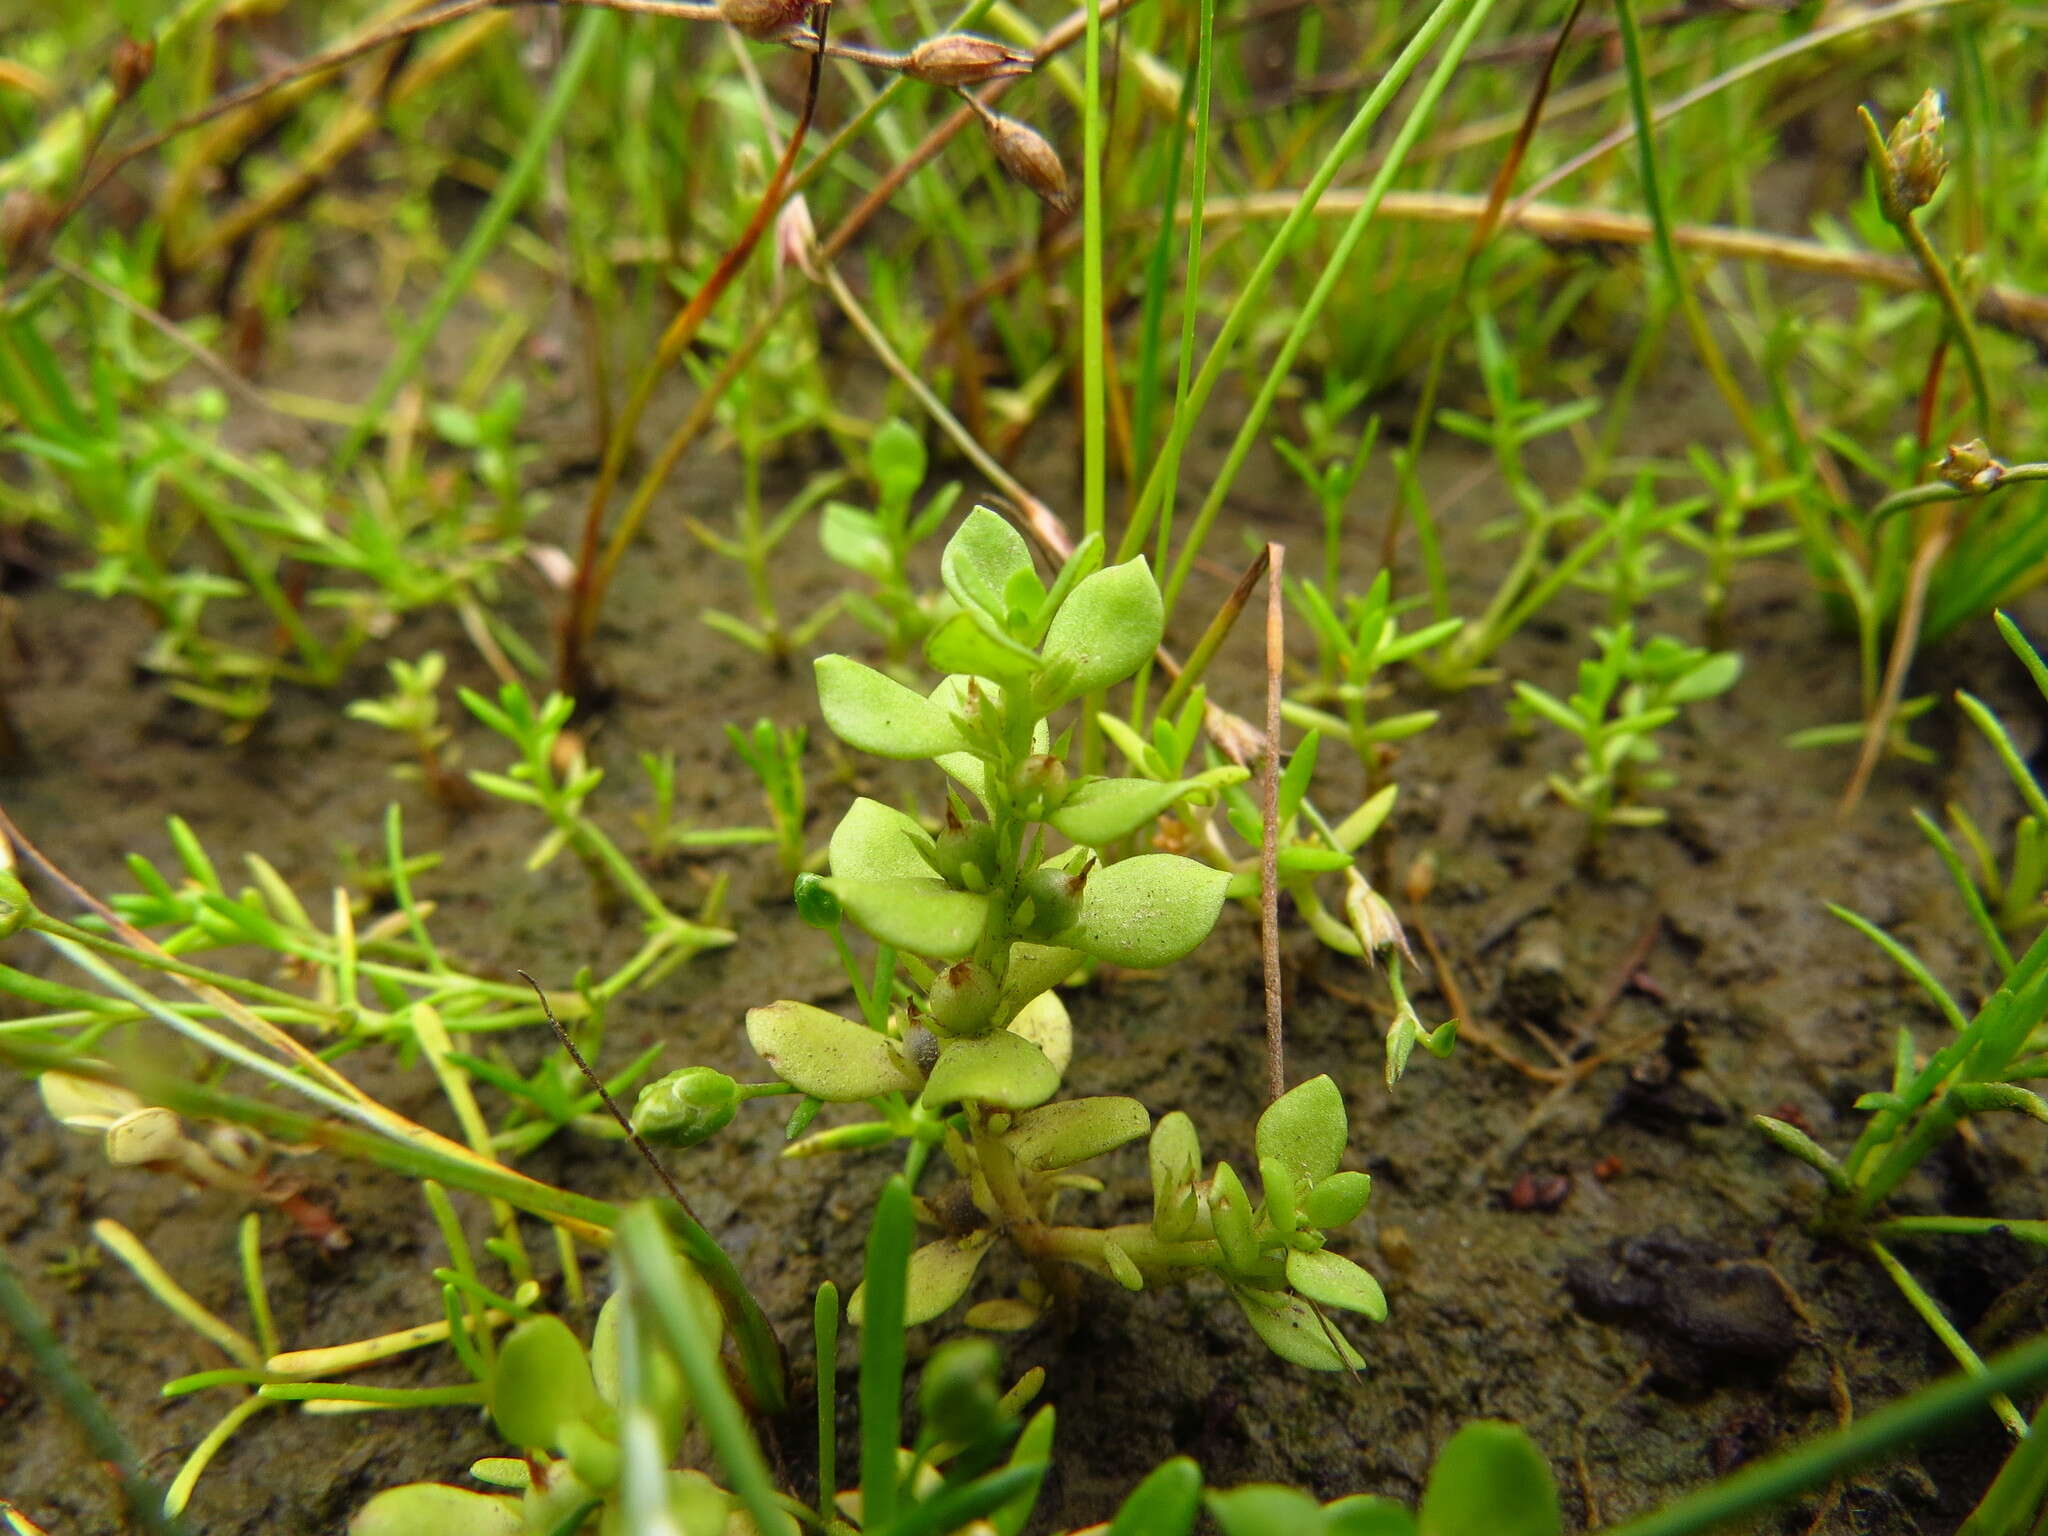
top-left (1081, 0), bottom-right (1105, 546)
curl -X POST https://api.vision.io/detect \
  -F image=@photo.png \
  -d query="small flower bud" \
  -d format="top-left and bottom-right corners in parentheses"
top-left (929, 813), bottom-right (998, 890)
top-left (633, 1068), bottom-right (742, 1149)
top-left (108, 37), bottom-right (156, 103)
top-left (1009, 754), bottom-right (1068, 816)
top-left (904, 34), bottom-right (1034, 88)
top-left (925, 960), bottom-right (1001, 1036)
top-left (1938, 438), bottom-right (2004, 492)
top-left (1884, 89), bottom-right (1947, 212)
top-left (774, 192), bottom-right (818, 279)
top-left (1342, 868), bottom-right (1413, 964)
top-left (1017, 861), bottom-right (1089, 940)
top-left (717, 0), bottom-right (811, 41)
top-left (793, 871), bottom-right (842, 929)
top-left (982, 114), bottom-right (1073, 215)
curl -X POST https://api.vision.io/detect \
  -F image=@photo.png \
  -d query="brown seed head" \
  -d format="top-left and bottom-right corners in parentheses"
top-left (904, 33), bottom-right (1034, 88)
top-left (109, 36), bottom-right (156, 102)
top-left (717, 0), bottom-right (812, 41)
top-left (0, 188), bottom-right (53, 267)
top-left (983, 114), bottom-right (1073, 215)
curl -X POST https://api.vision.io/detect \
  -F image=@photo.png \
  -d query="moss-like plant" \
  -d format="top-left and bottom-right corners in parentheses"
top-left (636, 509), bottom-right (1389, 1368)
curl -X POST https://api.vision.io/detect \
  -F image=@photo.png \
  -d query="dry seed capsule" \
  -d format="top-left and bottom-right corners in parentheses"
top-left (718, 0), bottom-right (811, 41)
top-left (108, 36), bottom-right (155, 102)
top-left (1884, 89), bottom-right (1947, 212)
top-left (982, 114), bottom-right (1073, 215)
top-left (904, 34), bottom-right (1034, 88)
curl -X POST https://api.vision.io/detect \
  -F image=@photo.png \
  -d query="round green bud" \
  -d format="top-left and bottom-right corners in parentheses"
top-left (1009, 754), bottom-right (1068, 816)
top-left (793, 872), bottom-right (841, 929)
top-left (0, 869), bottom-right (34, 941)
top-left (930, 819), bottom-right (998, 890)
top-left (1016, 864), bottom-right (1088, 940)
top-left (632, 1068), bottom-right (741, 1149)
top-left (924, 960), bottom-right (1000, 1037)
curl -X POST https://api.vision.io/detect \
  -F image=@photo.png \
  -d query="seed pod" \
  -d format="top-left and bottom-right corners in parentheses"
top-left (717, 0), bottom-right (811, 41)
top-left (982, 114), bottom-right (1073, 215)
top-left (904, 34), bottom-right (1034, 88)
top-left (108, 36), bottom-right (156, 102)
top-left (930, 812), bottom-right (998, 890)
top-left (1016, 861), bottom-right (1089, 940)
top-left (1342, 868), bottom-right (1412, 964)
top-left (633, 1068), bottom-right (742, 1149)
top-left (925, 959), bottom-right (1000, 1036)
top-left (1884, 89), bottom-right (1947, 212)
top-left (1009, 753), bottom-right (1067, 817)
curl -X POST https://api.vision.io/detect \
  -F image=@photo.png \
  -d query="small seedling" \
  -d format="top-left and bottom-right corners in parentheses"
top-left (631, 509), bottom-right (1388, 1366)
top-left (1512, 624), bottom-right (1741, 841)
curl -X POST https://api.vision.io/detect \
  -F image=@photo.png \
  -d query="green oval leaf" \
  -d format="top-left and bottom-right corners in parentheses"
top-left (821, 876), bottom-right (989, 958)
top-left (1003, 1096), bottom-right (1150, 1170)
top-left (815, 655), bottom-right (969, 759)
top-left (995, 944), bottom-right (1082, 1025)
top-left (1049, 767), bottom-right (1249, 848)
top-left (1285, 1248), bottom-right (1387, 1322)
top-left (925, 610), bottom-right (1040, 682)
top-left (1207, 1487), bottom-right (1324, 1536)
top-left (746, 1001), bottom-right (924, 1101)
top-left (1301, 1171), bottom-right (1373, 1230)
top-left (1005, 988), bottom-right (1072, 1077)
top-left (1257, 1075), bottom-right (1348, 1185)
top-left (350, 1484), bottom-right (524, 1536)
top-left (1417, 1422), bottom-right (1560, 1536)
top-left (1232, 1287), bottom-right (1363, 1372)
top-left (489, 1315), bottom-right (600, 1451)
top-left (1151, 1112), bottom-right (1203, 1239)
top-left (850, 1233), bottom-right (993, 1327)
top-left (829, 797), bottom-right (937, 882)
top-left (1054, 854), bottom-right (1229, 969)
top-left (1107, 1457), bottom-right (1203, 1536)
top-left (1038, 557), bottom-right (1165, 705)
top-left (921, 1029), bottom-right (1061, 1111)
top-left (942, 506), bottom-right (1041, 622)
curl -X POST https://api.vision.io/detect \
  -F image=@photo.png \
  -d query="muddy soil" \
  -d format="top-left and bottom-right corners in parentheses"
top-left (3, 258), bottom-right (2046, 1534)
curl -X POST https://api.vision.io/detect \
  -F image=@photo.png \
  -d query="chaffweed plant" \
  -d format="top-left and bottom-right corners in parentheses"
top-left (633, 509), bottom-right (1391, 1367)
top-left (1511, 624), bottom-right (1741, 844)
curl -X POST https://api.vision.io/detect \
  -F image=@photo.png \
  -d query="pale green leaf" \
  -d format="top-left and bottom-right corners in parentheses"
top-left (746, 1000), bottom-right (924, 1101)
top-left (1417, 1422), bottom-right (1560, 1536)
top-left (829, 798), bottom-right (936, 882)
top-left (350, 1484), bottom-right (524, 1536)
top-left (1038, 558), bottom-right (1165, 706)
top-left (815, 655), bottom-right (969, 759)
top-left (1003, 1097), bottom-right (1150, 1170)
top-left (1256, 1075), bottom-right (1347, 1185)
top-left (850, 1233), bottom-right (992, 1327)
top-left (821, 876), bottom-right (989, 958)
top-left (1054, 854), bottom-right (1229, 969)
top-left (1232, 1287), bottom-right (1364, 1371)
top-left (942, 506), bottom-right (1040, 622)
top-left (1050, 766), bottom-right (1249, 847)
top-left (921, 1029), bottom-right (1061, 1110)
top-left (1285, 1248), bottom-right (1387, 1321)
